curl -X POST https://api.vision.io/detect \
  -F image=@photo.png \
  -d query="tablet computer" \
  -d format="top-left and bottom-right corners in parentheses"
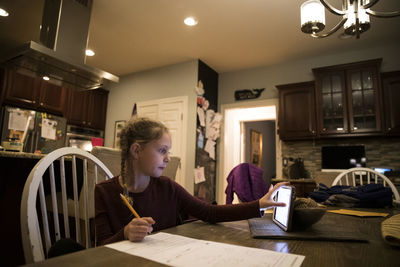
top-left (272, 185), bottom-right (296, 231)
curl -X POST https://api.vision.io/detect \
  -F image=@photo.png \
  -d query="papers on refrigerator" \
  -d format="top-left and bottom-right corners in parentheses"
top-left (41, 118), bottom-right (57, 140)
top-left (106, 232), bottom-right (305, 267)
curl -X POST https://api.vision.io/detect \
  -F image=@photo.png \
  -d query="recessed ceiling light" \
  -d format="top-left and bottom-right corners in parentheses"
top-left (184, 17), bottom-right (198, 26)
top-left (0, 8), bottom-right (9, 17)
top-left (86, 49), bottom-right (95, 56)
top-left (43, 76), bottom-right (50, 81)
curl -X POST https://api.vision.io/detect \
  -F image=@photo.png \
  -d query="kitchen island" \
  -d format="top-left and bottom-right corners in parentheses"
top-left (0, 151), bottom-right (82, 266)
top-left (0, 151), bottom-right (45, 266)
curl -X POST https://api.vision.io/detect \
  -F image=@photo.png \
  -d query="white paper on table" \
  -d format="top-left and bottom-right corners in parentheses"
top-left (106, 232), bottom-right (305, 267)
top-left (204, 139), bottom-right (216, 160)
top-left (194, 166), bottom-right (206, 184)
top-left (41, 118), bottom-right (57, 140)
top-left (8, 110), bottom-right (28, 131)
top-left (197, 107), bottom-right (205, 127)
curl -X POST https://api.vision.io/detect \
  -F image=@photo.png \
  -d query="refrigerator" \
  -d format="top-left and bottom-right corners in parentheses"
top-left (1, 106), bottom-right (67, 154)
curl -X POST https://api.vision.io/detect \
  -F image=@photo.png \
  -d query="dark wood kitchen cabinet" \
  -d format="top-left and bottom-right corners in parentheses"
top-left (66, 88), bottom-right (108, 130)
top-left (0, 68), bottom-right (5, 105)
top-left (277, 81), bottom-right (317, 140)
top-left (3, 70), bottom-right (68, 115)
top-left (313, 59), bottom-right (382, 137)
top-left (381, 71), bottom-right (400, 136)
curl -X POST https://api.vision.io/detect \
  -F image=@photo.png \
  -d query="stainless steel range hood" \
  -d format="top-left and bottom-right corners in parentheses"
top-left (0, 0), bottom-right (119, 90)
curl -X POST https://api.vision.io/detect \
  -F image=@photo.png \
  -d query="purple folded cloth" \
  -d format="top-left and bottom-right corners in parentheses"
top-left (225, 163), bottom-right (268, 204)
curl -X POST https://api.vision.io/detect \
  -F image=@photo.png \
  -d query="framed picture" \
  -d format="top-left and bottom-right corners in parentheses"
top-left (114, 120), bottom-right (126, 149)
top-left (250, 130), bottom-right (262, 167)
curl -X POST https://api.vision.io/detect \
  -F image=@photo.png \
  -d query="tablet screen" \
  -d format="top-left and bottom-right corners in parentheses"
top-left (273, 186), bottom-right (293, 229)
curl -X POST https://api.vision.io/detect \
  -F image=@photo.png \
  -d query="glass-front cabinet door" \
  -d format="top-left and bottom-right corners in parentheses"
top-left (314, 59), bottom-right (382, 137)
top-left (347, 67), bottom-right (381, 133)
top-left (316, 71), bottom-right (348, 135)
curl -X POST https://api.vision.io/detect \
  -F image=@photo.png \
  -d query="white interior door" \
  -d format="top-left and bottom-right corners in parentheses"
top-left (136, 96), bottom-right (187, 185)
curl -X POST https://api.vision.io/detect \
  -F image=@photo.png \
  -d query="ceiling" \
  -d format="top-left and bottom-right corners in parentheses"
top-left (1, 0), bottom-right (400, 76)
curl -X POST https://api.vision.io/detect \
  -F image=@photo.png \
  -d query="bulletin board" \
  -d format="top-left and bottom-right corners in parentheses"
top-left (194, 60), bottom-right (220, 203)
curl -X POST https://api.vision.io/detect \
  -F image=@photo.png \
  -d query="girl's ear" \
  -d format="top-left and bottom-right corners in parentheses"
top-left (129, 143), bottom-right (141, 160)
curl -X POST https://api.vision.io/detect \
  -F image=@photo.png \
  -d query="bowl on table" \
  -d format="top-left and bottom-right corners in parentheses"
top-left (292, 206), bottom-right (327, 229)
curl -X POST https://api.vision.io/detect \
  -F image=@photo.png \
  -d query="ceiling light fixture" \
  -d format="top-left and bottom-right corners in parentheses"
top-left (184, 17), bottom-right (198, 26)
top-left (0, 7), bottom-right (9, 17)
top-left (85, 49), bottom-right (95, 56)
top-left (300, 0), bottom-right (400, 39)
top-left (43, 76), bottom-right (50, 81)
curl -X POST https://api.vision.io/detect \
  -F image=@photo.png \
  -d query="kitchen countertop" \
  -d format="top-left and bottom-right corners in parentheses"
top-left (0, 150), bottom-right (46, 159)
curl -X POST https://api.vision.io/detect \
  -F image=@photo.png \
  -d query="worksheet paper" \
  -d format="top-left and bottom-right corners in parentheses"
top-left (106, 232), bottom-right (304, 267)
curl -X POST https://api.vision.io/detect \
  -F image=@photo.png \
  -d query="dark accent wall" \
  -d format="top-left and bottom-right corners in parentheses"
top-left (194, 60), bottom-right (218, 203)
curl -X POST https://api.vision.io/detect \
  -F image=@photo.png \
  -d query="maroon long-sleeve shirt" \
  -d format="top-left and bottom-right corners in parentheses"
top-left (95, 176), bottom-right (261, 245)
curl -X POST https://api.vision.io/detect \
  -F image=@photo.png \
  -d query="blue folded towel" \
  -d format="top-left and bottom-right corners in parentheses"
top-left (310, 183), bottom-right (393, 208)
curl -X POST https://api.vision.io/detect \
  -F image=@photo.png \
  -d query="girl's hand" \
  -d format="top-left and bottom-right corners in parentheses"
top-left (124, 217), bottom-right (155, 242)
top-left (259, 182), bottom-right (290, 209)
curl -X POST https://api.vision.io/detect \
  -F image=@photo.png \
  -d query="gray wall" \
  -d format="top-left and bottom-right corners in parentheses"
top-left (244, 120), bottom-right (276, 184)
top-left (104, 60), bottom-right (198, 193)
top-left (218, 43), bottom-right (400, 107)
top-left (217, 42), bottom-right (400, 184)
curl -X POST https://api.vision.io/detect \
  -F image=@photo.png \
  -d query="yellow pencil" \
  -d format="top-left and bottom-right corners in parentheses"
top-left (119, 193), bottom-right (141, 219)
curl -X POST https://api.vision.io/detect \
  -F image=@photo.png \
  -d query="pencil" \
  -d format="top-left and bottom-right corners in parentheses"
top-left (120, 193), bottom-right (141, 219)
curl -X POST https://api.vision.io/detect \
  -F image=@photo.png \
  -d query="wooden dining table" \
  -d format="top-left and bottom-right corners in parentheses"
top-left (24, 208), bottom-right (400, 267)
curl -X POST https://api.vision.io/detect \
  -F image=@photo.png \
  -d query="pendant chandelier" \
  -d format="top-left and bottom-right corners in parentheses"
top-left (300, 0), bottom-right (400, 38)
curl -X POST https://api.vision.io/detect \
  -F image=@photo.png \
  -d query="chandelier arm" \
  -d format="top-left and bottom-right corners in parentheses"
top-left (362, 0), bottom-right (380, 10)
top-left (311, 17), bottom-right (348, 38)
top-left (366, 10), bottom-right (400, 18)
top-left (319, 0), bottom-right (346, 16)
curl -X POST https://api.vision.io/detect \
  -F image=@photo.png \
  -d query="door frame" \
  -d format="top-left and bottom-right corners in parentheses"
top-left (217, 98), bottom-right (281, 205)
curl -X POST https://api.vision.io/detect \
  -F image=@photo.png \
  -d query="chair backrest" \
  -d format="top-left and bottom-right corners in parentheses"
top-left (85, 146), bottom-right (121, 218)
top-left (20, 147), bottom-right (113, 264)
top-left (162, 156), bottom-right (181, 180)
top-left (332, 167), bottom-right (400, 201)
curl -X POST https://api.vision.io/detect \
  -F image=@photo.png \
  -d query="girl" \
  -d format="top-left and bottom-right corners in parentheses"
top-left (95, 117), bottom-right (287, 245)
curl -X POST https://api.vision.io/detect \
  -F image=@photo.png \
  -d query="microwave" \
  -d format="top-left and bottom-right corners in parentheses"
top-left (66, 125), bottom-right (104, 152)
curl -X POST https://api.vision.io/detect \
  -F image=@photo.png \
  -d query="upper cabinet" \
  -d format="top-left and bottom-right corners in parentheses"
top-left (3, 70), bottom-right (68, 115)
top-left (66, 88), bottom-right (109, 130)
top-left (0, 68), bottom-right (5, 105)
top-left (4, 70), bottom-right (40, 107)
top-left (277, 81), bottom-right (317, 140)
top-left (381, 71), bottom-right (400, 136)
top-left (313, 59), bottom-right (382, 137)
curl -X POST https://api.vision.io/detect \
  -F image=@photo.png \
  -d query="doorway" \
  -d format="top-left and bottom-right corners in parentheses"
top-left (217, 99), bottom-right (281, 205)
top-left (242, 120), bottom-right (276, 183)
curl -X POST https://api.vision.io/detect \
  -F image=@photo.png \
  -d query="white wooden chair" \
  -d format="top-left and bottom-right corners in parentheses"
top-left (20, 147), bottom-right (113, 263)
top-left (332, 167), bottom-right (400, 201)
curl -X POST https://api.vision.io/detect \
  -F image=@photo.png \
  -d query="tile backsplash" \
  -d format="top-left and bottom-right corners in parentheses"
top-left (282, 137), bottom-right (400, 179)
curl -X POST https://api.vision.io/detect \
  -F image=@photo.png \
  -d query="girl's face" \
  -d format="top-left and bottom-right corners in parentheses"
top-left (135, 132), bottom-right (171, 177)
